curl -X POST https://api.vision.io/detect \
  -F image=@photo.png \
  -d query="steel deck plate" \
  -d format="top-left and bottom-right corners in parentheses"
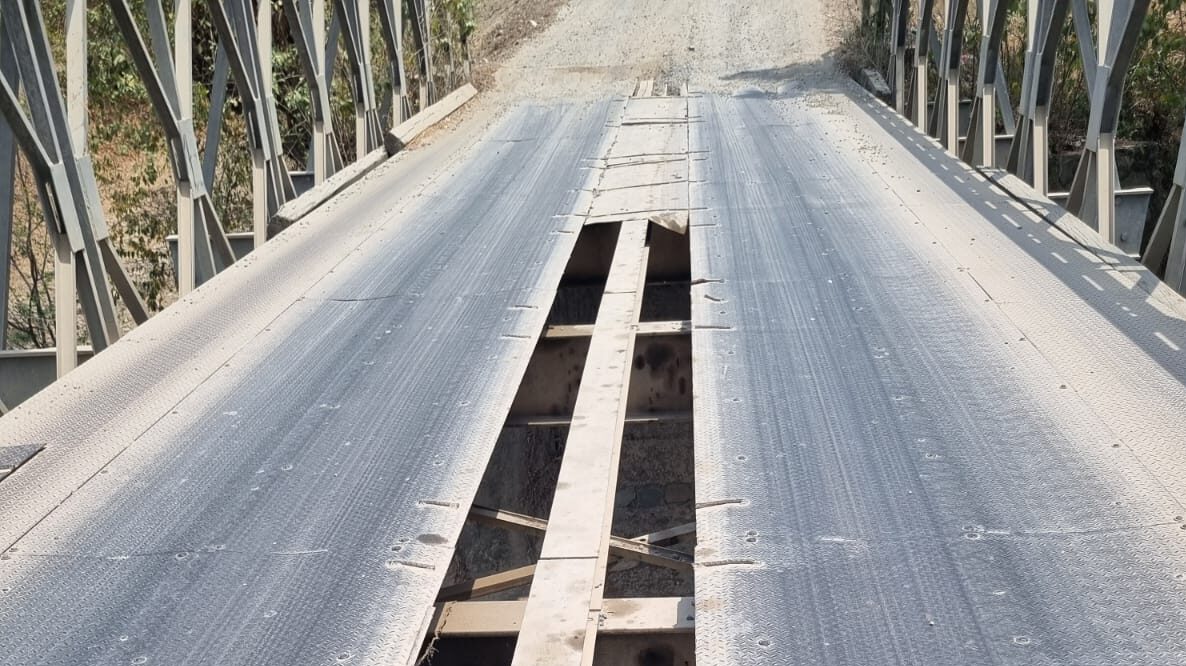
top-left (689, 91), bottom-right (1186, 665)
top-left (0, 100), bottom-right (612, 666)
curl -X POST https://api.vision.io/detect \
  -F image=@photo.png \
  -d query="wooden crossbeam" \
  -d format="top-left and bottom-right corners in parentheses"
top-left (438, 523), bottom-right (696, 603)
top-left (468, 505), bottom-right (692, 570)
top-left (437, 564), bottom-right (536, 603)
top-left (632, 522), bottom-right (695, 545)
top-left (433, 597), bottom-right (694, 638)
top-left (543, 319), bottom-right (691, 339)
top-left (503, 411), bottom-right (690, 428)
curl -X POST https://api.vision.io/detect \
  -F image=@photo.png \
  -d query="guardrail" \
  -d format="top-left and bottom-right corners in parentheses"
top-left (880, 0), bottom-right (1185, 287)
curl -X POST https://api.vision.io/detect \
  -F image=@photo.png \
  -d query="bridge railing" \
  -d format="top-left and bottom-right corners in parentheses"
top-left (0, 0), bottom-right (466, 408)
top-left (881, 0), bottom-right (1186, 290)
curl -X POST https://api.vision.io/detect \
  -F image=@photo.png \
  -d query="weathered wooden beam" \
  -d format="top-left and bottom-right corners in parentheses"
top-left (467, 505), bottom-right (692, 570)
top-left (510, 220), bottom-right (650, 665)
top-left (543, 319), bottom-right (691, 339)
top-left (433, 597), bottom-right (694, 638)
top-left (437, 564), bottom-right (536, 602)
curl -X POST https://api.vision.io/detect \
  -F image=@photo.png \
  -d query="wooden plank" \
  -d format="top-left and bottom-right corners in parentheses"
top-left (383, 83), bottom-right (477, 155)
top-left (435, 597), bottom-right (694, 638)
top-left (543, 320), bottom-right (691, 339)
top-left (503, 410), bottom-right (691, 428)
top-left (511, 221), bottom-right (650, 666)
top-left (438, 522), bottom-right (695, 603)
top-left (437, 564), bottom-right (535, 602)
top-left (468, 505), bottom-right (692, 569)
top-left (633, 522), bottom-right (696, 546)
top-left (635, 79), bottom-right (654, 97)
top-left (273, 147), bottom-right (387, 226)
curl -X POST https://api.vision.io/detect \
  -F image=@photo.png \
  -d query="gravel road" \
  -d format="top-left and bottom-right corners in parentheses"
top-left (491, 0), bottom-right (856, 99)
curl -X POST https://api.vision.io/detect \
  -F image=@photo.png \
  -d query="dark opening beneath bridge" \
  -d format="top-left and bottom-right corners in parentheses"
top-left (416, 219), bottom-right (695, 665)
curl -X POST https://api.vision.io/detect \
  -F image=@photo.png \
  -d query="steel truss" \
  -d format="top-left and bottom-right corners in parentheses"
top-left (0, 0), bottom-right (462, 407)
top-left (883, 0), bottom-right (1171, 271)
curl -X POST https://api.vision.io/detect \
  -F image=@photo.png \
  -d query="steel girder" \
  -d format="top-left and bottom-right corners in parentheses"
top-left (1065, 0), bottom-right (1150, 243)
top-left (0, 0), bottom-right (148, 355)
top-left (106, 0), bottom-right (235, 294)
top-left (207, 0), bottom-right (297, 220)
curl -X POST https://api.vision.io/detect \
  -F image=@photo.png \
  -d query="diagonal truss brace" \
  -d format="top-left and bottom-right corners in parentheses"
top-left (1065, 0), bottom-right (1150, 244)
top-left (0, 1), bottom-right (148, 356)
top-left (406, 0), bottom-right (433, 109)
top-left (282, 0), bottom-right (345, 182)
top-left (207, 0), bottom-right (296, 223)
top-left (334, 0), bottom-right (385, 156)
top-left (1141, 108), bottom-right (1186, 287)
top-left (375, 0), bottom-right (411, 124)
top-left (107, 0), bottom-right (234, 293)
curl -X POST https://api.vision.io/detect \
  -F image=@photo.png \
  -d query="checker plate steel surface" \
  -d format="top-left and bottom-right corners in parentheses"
top-left (0, 101), bottom-right (612, 666)
top-left (689, 91), bottom-right (1186, 665)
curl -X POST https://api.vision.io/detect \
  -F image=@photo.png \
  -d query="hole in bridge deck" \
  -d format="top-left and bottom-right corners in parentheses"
top-left (415, 218), bottom-right (697, 665)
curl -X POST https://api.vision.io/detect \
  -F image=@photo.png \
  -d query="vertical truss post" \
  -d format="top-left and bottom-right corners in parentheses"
top-left (313, 0), bottom-right (328, 182)
top-left (175, 0), bottom-right (195, 293)
top-left (0, 39), bottom-right (15, 352)
top-left (911, 0), bottom-right (936, 127)
top-left (334, 0), bottom-right (384, 155)
top-left (932, 0), bottom-right (969, 154)
top-left (1066, 0), bottom-right (1149, 244)
top-left (890, 0), bottom-right (910, 115)
top-left (1007, 0), bottom-right (1068, 195)
top-left (357, 0), bottom-right (370, 156)
top-left (207, 0), bottom-right (296, 236)
top-left (256, 0), bottom-right (272, 247)
top-left (423, 0), bottom-right (434, 104)
top-left (962, 0), bottom-right (1008, 167)
top-left (107, 0), bottom-right (235, 293)
top-left (376, 0), bottom-right (411, 124)
top-left (60, 0), bottom-right (85, 370)
top-left (1141, 107), bottom-right (1186, 285)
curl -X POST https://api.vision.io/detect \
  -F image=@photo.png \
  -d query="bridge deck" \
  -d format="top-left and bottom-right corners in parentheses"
top-left (691, 90), bottom-right (1186, 664)
top-left (0, 100), bottom-right (611, 665)
top-left (4, 84), bottom-right (1186, 666)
